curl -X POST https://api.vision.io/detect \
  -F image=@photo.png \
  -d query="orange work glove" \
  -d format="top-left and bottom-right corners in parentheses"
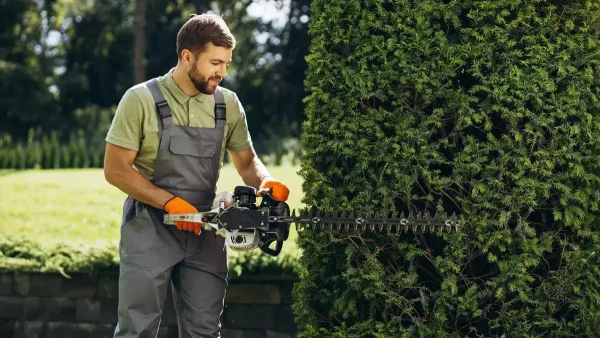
top-left (258, 177), bottom-right (290, 202)
top-left (164, 197), bottom-right (201, 234)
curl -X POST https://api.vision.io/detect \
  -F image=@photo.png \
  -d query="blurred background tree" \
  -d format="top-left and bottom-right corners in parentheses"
top-left (0, 0), bottom-right (310, 168)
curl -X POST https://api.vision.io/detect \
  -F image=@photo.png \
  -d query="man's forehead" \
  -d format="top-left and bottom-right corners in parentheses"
top-left (203, 43), bottom-right (232, 56)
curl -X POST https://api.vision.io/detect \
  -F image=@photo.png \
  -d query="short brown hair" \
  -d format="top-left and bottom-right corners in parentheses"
top-left (176, 14), bottom-right (236, 58)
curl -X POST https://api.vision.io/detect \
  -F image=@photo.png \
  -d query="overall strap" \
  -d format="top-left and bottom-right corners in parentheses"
top-left (214, 87), bottom-right (226, 129)
top-left (146, 79), bottom-right (173, 128)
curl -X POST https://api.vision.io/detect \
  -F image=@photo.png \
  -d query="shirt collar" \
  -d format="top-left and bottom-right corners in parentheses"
top-left (164, 68), bottom-right (206, 104)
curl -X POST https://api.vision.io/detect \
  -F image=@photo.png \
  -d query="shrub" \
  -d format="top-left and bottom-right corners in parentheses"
top-left (294, 0), bottom-right (600, 336)
top-left (0, 236), bottom-right (301, 279)
top-left (0, 105), bottom-right (117, 169)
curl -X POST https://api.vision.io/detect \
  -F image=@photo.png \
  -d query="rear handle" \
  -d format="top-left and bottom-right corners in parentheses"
top-left (260, 240), bottom-right (283, 256)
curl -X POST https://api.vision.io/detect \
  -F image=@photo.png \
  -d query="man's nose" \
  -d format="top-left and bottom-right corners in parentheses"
top-left (216, 64), bottom-right (227, 78)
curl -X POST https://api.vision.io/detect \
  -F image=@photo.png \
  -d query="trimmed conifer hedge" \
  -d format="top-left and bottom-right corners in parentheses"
top-left (294, 0), bottom-right (600, 336)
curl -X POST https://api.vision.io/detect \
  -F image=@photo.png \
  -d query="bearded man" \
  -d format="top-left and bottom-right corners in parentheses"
top-left (103, 13), bottom-right (290, 338)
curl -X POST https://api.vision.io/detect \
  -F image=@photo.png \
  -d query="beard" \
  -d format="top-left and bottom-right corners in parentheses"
top-left (188, 66), bottom-right (221, 95)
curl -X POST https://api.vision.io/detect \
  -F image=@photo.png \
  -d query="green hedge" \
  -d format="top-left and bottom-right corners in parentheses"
top-left (294, 0), bottom-right (600, 336)
top-left (0, 236), bottom-right (300, 279)
top-left (0, 105), bottom-right (114, 169)
top-left (0, 105), bottom-right (303, 169)
top-left (0, 130), bottom-right (104, 170)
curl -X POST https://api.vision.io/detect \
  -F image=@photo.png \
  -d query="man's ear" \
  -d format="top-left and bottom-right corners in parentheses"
top-left (181, 49), bottom-right (194, 67)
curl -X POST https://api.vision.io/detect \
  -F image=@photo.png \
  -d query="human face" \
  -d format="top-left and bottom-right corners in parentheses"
top-left (187, 42), bottom-right (232, 95)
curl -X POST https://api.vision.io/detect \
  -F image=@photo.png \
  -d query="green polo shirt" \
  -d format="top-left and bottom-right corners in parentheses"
top-left (105, 69), bottom-right (253, 182)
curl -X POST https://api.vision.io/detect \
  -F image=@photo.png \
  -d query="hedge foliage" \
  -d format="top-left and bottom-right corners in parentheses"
top-left (0, 105), bottom-right (114, 170)
top-left (0, 104), bottom-right (302, 169)
top-left (294, 0), bottom-right (600, 336)
top-left (0, 236), bottom-right (300, 279)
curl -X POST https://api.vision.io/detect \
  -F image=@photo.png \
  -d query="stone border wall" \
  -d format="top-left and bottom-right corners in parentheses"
top-left (0, 271), bottom-right (299, 338)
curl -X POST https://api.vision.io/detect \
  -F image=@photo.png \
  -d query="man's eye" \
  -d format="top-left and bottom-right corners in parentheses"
top-left (212, 62), bottom-right (219, 65)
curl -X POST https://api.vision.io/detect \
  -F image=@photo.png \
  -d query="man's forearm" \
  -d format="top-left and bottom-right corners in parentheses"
top-left (105, 165), bottom-right (174, 209)
top-left (239, 156), bottom-right (271, 189)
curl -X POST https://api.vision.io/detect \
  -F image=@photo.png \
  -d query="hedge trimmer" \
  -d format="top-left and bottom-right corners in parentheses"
top-left (163, 185), bottom-right (461, 256)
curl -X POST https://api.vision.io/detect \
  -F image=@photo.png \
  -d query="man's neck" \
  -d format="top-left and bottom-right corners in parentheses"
top-left (172, 65), bottom-right (200, 96)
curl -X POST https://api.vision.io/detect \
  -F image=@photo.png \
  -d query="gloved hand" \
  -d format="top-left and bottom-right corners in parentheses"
top-left (164, 197), bottom-right (201, 234)
top-left (212, 191), bottom-right (234, 210)
top-left (257, 177), bottom-right (290, 202)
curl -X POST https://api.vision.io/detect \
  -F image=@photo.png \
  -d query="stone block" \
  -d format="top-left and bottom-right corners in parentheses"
top-left (229, 274), bottom-right (298, 283)
top-left (46, 322), bottom-right (77, 338)
top-left (97, 275), bottom-right (118, 298)
top-left (63, 274), bottom-right (98, 298)
top-left (76, 298), bottom-right (102, 322)
top-left (221, 328), bottom-right (244, 338)
top-left (0, 319), bottom-right (17, 338)
top-left (0, 296), bottom-right (24, 319)
top-left (224, 304), bottom-right (275, 330)
top-left (266, 330), bottom-right (298, 338)
top-left (47, 297), bottom-right (76, 321)
top-left (279, 281), bottom-right (295, 305)
top-left (0, 274), bottom-right (12, 295)
top-left (272, 305), bottom-right (297, 332)
top-left (92, 323), bottom-right (116, 337)
top-left (15, 321), bottom-right (45, 338)
top-left (226, 283), bottom-right (281, 304)
top-left (13, 273), bottom-right (30, 296)
top-left (30, 274), bottom-right (62, 297)
top-left (100, 298), bottom-right (118, 323)
top-left (241, 330), bottom-right (268, 338)
top-left (45, 322), bottom-right (114, 338)
top-left (23, 297), bottom-right (48, 321)
top-left (221, 329), bottom-right (269, 338)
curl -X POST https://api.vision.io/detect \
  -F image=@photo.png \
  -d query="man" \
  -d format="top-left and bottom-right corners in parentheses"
top-left (103, 13), bottom-right (290, 338)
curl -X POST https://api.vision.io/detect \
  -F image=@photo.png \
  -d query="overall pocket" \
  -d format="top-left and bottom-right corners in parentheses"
top-left (119, 203), bottom-right (160, 271)
top-left (168, 136), bottom-right (217, 191)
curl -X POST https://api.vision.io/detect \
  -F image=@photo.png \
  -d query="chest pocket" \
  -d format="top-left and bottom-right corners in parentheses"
top-left (169, 136), bottom-right (216, 157)
top-left (167, 135), bottom-right (219, 191)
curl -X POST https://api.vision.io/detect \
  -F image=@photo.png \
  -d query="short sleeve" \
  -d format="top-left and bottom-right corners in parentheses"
top-left (105, 89), bottom-right (144, 151)
top-left (226, 94), bottom-right (253, 152)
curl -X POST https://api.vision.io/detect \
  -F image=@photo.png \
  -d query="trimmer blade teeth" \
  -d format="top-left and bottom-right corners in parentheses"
top-left (288, 208), bottom-right (460, 235)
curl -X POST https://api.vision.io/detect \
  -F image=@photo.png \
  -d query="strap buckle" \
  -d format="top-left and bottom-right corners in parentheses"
top-left (156, 101), bottom-right (172, 118)
top-left (215, 102), bottom-right (226, 121)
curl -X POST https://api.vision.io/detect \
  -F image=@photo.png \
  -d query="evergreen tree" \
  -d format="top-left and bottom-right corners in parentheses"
top-left (294, 0), bottom-right (600, 336)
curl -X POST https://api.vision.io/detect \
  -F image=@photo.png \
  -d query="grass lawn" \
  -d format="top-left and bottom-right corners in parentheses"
top-left (0, 165), bottom-right (304, 252)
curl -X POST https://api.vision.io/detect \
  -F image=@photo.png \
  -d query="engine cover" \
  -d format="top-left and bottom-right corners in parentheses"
top-left (226, 229), bottom-right (261, 251)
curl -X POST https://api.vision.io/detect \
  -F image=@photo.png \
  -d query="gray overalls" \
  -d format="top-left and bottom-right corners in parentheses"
top-left (113, 79), bottom-right (228, 338)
